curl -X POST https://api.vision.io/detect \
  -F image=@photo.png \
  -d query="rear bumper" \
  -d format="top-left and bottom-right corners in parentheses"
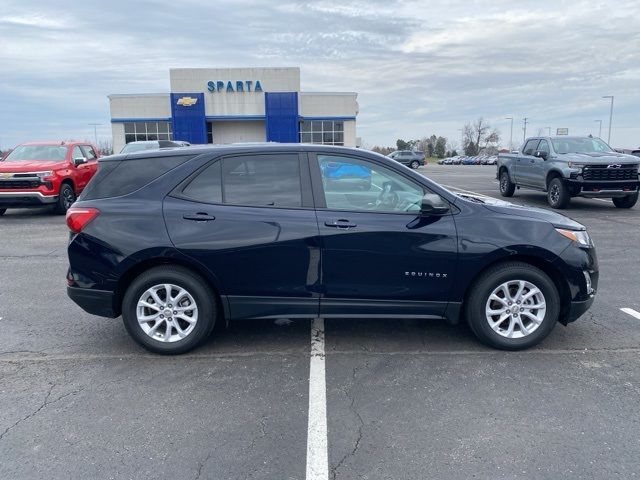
top-left (0, 191), bottom-right (58, 207)
top-left (67, 286), bottom-right (118, 318)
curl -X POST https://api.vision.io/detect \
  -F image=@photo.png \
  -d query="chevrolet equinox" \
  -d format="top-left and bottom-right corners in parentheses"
top-left (66, 144), bottom-right (597, 354)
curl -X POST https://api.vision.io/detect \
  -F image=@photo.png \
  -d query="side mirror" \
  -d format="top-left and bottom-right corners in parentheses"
top-left (420, 194), bottom-right (450, 215)
top-left (73, 157), bottom-right (86, 166)
top-left (534, 150), bottom-right (548, 160)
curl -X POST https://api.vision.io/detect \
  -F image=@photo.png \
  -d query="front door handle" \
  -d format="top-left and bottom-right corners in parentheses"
top-left (183, 213), bottom-right (216, 222)
top-left (325, 219), bottom-right (357, 229)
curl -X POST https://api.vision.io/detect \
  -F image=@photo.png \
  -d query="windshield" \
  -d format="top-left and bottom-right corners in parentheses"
top-left (4, 145), bottom-right (68, 161)
top-left (120, 142), bottom-right (159, 154)
top-left (552, 137), bottom-right (613, 154)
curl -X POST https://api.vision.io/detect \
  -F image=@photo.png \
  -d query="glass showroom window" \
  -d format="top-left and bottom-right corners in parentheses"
top-left (300, 121), bottom-right (344, 146)
top-left (124, 122), bottom-right (173, 144)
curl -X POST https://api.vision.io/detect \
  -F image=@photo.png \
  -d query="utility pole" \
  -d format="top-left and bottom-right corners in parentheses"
top-left (594, 119), bottom-right (602, 138)
top-left (88, 123), bottom-right (102, 146)
top-left (522, 118), bottom-right (529, 141)
top-left (458, 128), bottom-right (463, 152)
top-left (602, 96), bottom-right (614, 144)
top-left (505, 117), bottom-right (513, 150)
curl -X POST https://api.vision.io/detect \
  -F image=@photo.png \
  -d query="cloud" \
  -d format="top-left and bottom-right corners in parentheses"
top-left (0, 0), bottom-right (639, 149)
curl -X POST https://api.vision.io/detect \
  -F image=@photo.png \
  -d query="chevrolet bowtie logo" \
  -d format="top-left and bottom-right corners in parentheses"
top-left (176, 96), bottom-right (198, 107)
top-left (606, 164), bottom-right (622, 169)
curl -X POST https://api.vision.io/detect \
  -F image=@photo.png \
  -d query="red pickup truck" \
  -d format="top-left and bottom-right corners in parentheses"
top-left (0, 141), bottom-right (99, 215)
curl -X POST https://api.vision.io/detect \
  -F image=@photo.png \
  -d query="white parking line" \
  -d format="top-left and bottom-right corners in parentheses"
top-left (306, 318), bottom-right (329, 480)
top-left (620, 308), bottom-right (640, 320)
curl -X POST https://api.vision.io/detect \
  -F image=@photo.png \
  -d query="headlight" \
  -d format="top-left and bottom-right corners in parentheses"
top-left (556, 228), bottom-right (592, 247)
top-left (567, 161), bottom-right (587, 169)
top-left (35, 171), bottom-right (54, 178)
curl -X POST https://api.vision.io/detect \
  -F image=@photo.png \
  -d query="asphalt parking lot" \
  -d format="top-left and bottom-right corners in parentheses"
top-left (1, 164), bottom-right (639, 479)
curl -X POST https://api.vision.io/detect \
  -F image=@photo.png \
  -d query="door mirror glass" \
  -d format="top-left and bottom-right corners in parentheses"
top-left (420, 194), bottom-right (449, 215)
top-left (534, 150), bottom-right (548, 160)
top-left (73, 157), bottom-right (86, 166)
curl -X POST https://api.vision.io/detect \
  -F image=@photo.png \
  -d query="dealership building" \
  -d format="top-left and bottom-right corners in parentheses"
top-left (108, 67), bottom-right (359, 153)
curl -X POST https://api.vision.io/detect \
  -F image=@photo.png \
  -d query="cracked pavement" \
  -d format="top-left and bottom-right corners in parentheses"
top-left (2, 166), bottom-right (640, 479)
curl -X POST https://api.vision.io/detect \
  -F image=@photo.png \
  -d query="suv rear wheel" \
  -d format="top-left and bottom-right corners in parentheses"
top-left (409, 160), bottom-right (420, 169)
top-left (499, 170), bottom-right (515, 197)
top-left (465, 262), bottom-right (559, 350)
top-left (547, 177), bottom-right (570, 209)
top-left (612, 192), bottom-right (638, 209)
top-left (122, 266), bottom-right (217, 354)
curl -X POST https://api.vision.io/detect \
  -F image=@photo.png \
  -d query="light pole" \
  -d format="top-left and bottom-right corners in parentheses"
top-left (88, 123), bottom-right (102, 146)
top-left (602, 95), bottom-right (614, 144)
top-left (594, 119), bottom-right (602, 138)
top-left (546, 127), bottom-right (551, 136)
top-left (505, 117), bottom-right (513, 150)
top-left (522, 117), bottom-right (529, 141)
top-left (458, 128), bottom-right (463, 152)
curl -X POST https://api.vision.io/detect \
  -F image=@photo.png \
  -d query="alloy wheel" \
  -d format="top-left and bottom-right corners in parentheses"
top-left (136, 283), bottom-right (198, 342)
top-left (549, 184), bottom-right (560, 205)
top-left (485, 280), bottom-right (546, 339)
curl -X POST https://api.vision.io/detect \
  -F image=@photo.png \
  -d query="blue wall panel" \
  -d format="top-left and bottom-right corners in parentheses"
top-left (265, 92), bottom-right (299, 143)
top-left (170, 93), bottom-right (207, 144)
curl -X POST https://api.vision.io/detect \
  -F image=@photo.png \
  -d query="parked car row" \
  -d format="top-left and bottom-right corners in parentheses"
top-left (437, 155), bottom-right (498, 165)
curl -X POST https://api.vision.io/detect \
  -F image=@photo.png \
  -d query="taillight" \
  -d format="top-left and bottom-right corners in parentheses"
top-left (66, 207), bottom-right (100, 233)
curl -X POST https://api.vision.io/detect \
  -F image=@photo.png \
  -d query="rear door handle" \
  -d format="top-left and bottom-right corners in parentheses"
top-left (183, 213), bottom-right (216, 222)
top-left (324, 219), bottom-right (357, 229)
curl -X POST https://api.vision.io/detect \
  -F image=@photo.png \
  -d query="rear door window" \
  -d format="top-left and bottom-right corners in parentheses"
top-left (221, 154), bottom-right (302, 207)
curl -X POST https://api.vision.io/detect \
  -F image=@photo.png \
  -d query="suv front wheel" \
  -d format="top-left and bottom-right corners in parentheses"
top-left (409, 160), bottom-right (421, 169)
top-left (465, 262), bottom-right (559, 350)
top-left (612, 192), bottom-right (638, 209)
top-left (54, 183), bottom-right (76, 214)
top-left (122, 266), bottom-right (217, 354)
top-left (547, 177), bottom-right (570, 209)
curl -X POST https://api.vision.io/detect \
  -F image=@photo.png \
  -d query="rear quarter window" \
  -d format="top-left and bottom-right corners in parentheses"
top-left (79, 155), bottom-right (193, 200)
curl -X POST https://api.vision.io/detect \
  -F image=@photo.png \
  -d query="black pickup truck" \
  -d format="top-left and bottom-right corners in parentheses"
top-left (497, 136), bottom-right (639, 209)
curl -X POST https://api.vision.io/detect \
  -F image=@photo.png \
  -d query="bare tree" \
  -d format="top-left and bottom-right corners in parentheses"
top-left (463, 118), bottom-right (500, 155)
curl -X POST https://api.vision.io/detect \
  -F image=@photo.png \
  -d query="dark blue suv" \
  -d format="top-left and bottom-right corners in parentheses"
top-left (66, 144), bottom-right (598, 354)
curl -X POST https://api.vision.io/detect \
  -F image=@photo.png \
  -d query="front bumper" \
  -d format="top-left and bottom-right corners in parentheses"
top-left (566, 296), bottom-right (595, 323)
top-left (0, 191), bottom-right (58, 207)
top-left (566, 178), bottom-right (639, 198)
top-left (67, 286), bottom-right (118, 318)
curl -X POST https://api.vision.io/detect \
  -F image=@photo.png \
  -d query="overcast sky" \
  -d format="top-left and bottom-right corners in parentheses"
top-left (1, 0), bottom-right (639, 150)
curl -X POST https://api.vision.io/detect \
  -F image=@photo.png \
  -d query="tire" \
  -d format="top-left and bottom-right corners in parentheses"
top-left (547, 177), bottom-right (570, 209)
top-left (465, 261), bottom-right (560, 350)
top-left (0, 208), bottom-right (6, 216)
top-left (612, 192), bottom-right (638, 209)
top-left (54, 182), bottom-right (76, 214)
top-left (410, 160), bottom-right (420, 169)
top-left (121, 266), bottom-right (217, 354)
top-left (499, 170), bottom-right (515, 197)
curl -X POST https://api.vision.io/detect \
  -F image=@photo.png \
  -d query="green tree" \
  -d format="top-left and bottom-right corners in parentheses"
top-left (435, 136), bottom-right (447, 158)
